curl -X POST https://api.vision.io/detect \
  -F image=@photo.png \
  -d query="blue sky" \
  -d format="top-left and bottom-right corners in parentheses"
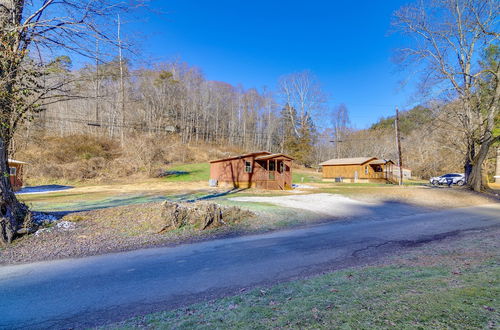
top-left (129, 0), bottom-right (418, 128)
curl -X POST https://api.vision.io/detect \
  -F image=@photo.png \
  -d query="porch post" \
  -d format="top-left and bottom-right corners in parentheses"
top-left (267, 159), bottom-right (269, 189)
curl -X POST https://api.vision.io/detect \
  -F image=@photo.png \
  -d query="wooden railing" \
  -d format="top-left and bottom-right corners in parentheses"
top-left (386, 173), bottom-right (399, 184)
top-left (369, 172), bottom-right (387, 179)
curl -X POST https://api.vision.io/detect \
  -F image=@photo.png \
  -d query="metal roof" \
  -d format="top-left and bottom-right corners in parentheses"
top-left (319, 157), bottom-right (377, 166)
top-left (8, 159), bottom-right (27, 165)
top-left (209, 151), bottom-right (271, 163)
top-left (255, 153), bottom-right (294, 161)
top-left (368, 159), bottom-right (394, 165)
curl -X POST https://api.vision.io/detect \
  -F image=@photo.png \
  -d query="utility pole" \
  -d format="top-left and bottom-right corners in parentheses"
top-left (94, 38), bottom-right (100, 125)
top-left (395, 107), bottom-right (403, 186)
top-left (117, 14), bottom-right (125, 146)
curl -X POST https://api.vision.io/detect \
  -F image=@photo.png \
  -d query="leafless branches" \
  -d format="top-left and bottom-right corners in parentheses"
top-left (393, 0), bottom-right (499, 190)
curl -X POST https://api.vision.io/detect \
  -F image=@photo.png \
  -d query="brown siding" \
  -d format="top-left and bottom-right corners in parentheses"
top-left (210, 156), bottom-right (265, 185)
top-left (210, 156), bottom-right (292, 190)
top-left (8, 163), bottom-right (24, 191)
top-left (322, 164), bottom-right (390, 180)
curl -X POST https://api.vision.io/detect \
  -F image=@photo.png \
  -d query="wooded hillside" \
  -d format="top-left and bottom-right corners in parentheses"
top-left (13, 60), bottom-right (497, 183)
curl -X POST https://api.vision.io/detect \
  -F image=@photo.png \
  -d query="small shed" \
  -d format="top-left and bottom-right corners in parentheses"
top-left (319, 157), bottom-right (396, 183)
top-left (209, 151), bottom-right (293, 190)
top-left (8, 159), bottom-right (26, 191)
top-left (392, 165), bottom-right (412, 179)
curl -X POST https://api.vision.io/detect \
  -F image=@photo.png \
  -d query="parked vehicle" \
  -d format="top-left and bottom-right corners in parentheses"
top-left (429, 173), bottom-right (465, 186)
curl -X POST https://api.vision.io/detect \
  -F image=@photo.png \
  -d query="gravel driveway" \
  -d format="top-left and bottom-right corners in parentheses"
top-left (230, 193), bottom-right (433, 219)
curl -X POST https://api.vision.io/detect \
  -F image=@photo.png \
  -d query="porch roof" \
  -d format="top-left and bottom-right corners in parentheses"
top-left (319, 157), bottom-right (377, 166)
top-left (8, 159), bottom-right (27, 165)
top-left (368, 159), bottom-right (394, 165)
top-left (255, 153), bottom-right (294, 161)
top-left (209, 151), bottom-right (271, 163)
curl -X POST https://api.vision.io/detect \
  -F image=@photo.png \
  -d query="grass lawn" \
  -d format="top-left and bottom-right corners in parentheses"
top-left (106, 229), bottom-right (499, 329)
top-left (292, 169), bottom-right (323, 183)
top-left (162, 163), bottom-right (211, 182)
top-left (20, 193), bottom-right (169, 212)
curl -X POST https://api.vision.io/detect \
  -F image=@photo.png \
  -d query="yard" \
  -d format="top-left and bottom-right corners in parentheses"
top-left (3, 163), bottom-right (496, 265)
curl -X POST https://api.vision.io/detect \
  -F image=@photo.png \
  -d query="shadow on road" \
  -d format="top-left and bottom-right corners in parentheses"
top-left (16, 185), bottom-right (74, 195)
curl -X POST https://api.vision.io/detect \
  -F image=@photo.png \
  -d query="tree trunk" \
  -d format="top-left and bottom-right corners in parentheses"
top-left (464, 140), bottom-right (474, 184)
top-left (468, 137), bottom-right (496, 192)
top-left (0, 138), bottom-right (30, 245)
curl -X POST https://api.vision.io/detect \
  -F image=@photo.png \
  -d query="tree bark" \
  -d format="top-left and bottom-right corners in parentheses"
top-left (0, 138), bottom-right (29, 245)
top-left (0, 0), bottom-right (31, 244)
top-left (464, 139), bottom-right (474, 184)
top-left (467, 141), bottom-right (490, 192)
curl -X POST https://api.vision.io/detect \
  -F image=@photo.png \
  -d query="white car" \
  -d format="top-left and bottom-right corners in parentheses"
top-left (430, 173), bottom-right (465, 186)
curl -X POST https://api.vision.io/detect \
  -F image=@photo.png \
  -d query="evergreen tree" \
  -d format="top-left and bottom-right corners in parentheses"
top-left (280, 104), bottom-right (316, 166)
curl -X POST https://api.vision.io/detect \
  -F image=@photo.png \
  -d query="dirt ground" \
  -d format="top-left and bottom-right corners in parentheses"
top-left (313, 184), bottom-right (498, 208)
top-left (1, 201), bottom-right (257, 265)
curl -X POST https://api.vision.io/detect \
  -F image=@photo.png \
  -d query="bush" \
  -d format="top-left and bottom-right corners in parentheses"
top-left (13, 132), bottom-right (250, 183)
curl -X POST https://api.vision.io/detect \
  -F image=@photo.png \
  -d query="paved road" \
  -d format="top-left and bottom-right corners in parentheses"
top-left (1, 204), bottom-right (499, 329)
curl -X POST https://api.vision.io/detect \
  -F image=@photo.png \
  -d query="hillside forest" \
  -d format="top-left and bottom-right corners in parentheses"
top-left (12, 56), bottom-right (498, 184)
top-left (0, 0), bottom-right (497, 189)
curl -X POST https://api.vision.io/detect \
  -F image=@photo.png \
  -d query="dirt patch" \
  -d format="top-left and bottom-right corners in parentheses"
top-left (229, 193), bottom-right (439, 220)
top-left (367, 227), bottom-right (500, 287)
top-left (67, 180), bottom-right (210, 194)
top-left (0, 201), bottom-right (254, 265)
top-left (231, 193), bottom-right (376, 217)
top-left (316, 185), bottom-right (497, 209)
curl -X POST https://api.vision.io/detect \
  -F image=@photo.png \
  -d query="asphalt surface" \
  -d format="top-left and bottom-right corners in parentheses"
top-left (1, 203), bottom-right (499, 329)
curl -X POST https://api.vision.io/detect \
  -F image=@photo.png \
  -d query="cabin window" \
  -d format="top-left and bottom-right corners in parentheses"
top-left (365, 166), bottom-right (369, 175)
top-left (279, 161), bottom-right (285, 173)
top-left (244, 161), bottom-right (252, 173)
top-left (269, 160), bottom-right (276, 171)
top-left (9, 167), bottom-right (16, 176)
top-left (268, 160), bottom-right (276, 180)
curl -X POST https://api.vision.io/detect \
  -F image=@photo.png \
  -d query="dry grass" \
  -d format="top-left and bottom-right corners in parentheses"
top-left (317, 184), bottom-right (496, 209)
top-left (13, 133), bottom-right (247, 185)
top-left (0, 201), bottom-right (254, 265)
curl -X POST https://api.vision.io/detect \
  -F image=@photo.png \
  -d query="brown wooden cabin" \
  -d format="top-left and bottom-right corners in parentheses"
top-left (319, 157), bottom-right (397, 183)
top-left (209, 151), bottom-right (293, 190)
top-left (8, 159), bottom-right (26, 191)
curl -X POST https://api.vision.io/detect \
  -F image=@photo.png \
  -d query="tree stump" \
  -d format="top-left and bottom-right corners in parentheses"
top-left (158, 201), bottom-right (253, 234)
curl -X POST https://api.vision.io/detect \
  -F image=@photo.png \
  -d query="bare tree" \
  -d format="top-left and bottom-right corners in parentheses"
top-left (330, 104), bottom-right (351, 158)
top-left (278, 71), bottom-right (325, 138)
top-left (0, 0), bottom-right (143, 244)
top-left (393, 0), bottom-right (499, 191)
